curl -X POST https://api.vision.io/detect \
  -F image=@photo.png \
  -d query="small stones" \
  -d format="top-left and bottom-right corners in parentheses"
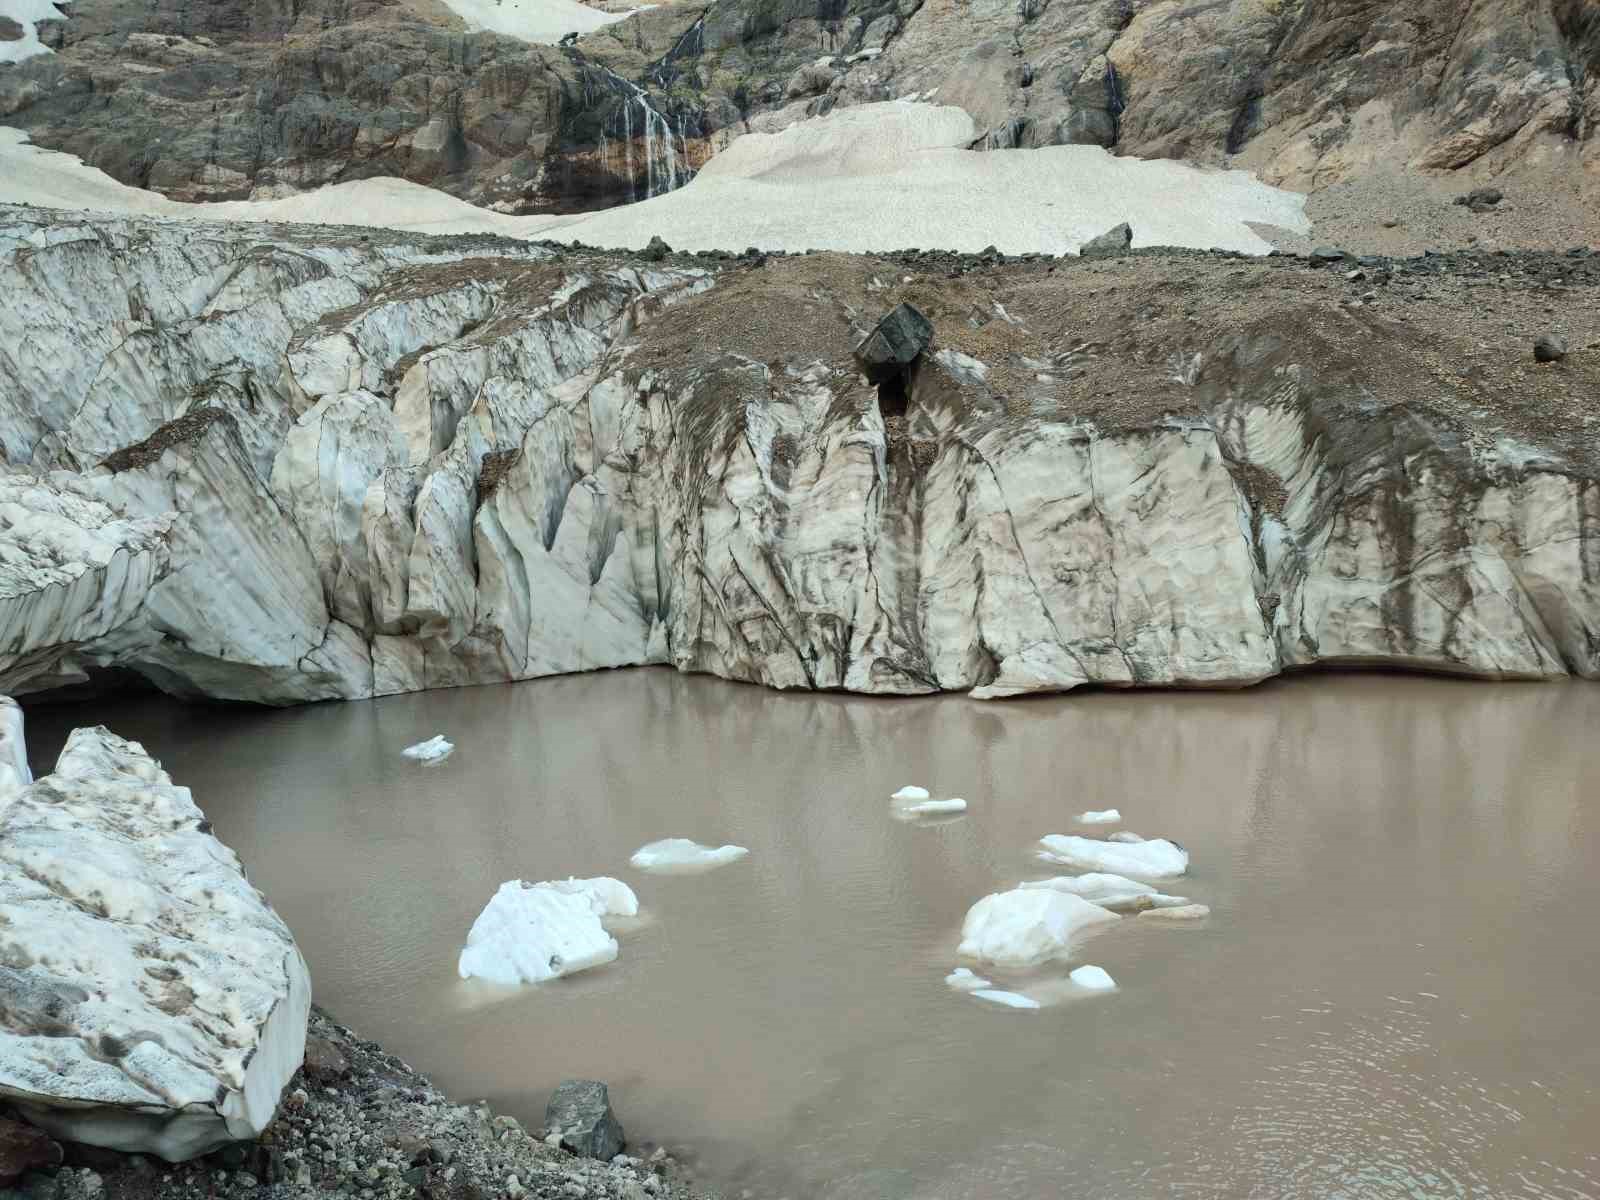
top-left (1534, 333), bottom-right (1569, 363)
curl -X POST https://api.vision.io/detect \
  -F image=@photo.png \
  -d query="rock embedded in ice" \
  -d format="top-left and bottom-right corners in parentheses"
top-left (628, 838), bottom-right (749, 874)
top-left (1140, 903), bottom-right (1212, 921)
top-left (894, 797), bottom-right (968, 820)
top-left (1038, 834), bottom-right (1189, 880)
top-left (457, 877), bottom-right (639, 986)
top-left (401, 734), bottom-right (454, 762)
top-left (0, 725), bottom-right (310, 1161)
top-left (1020, 873), bottom-right (1189, 913)
top-left (958, 886), bottom-right (1119, 968)
top-left (891, 785), bottom-right (931, 801)
top-left (971, 989), bottom-right (1041, 1010)
top-left (1076, 809), bottom-right (1121, 825)
top-left (944, 967), bottom-right (992, 992)
top-left (1069, 965), bottom-right (1117, 991)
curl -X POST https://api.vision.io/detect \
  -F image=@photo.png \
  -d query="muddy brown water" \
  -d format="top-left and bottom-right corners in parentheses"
top-left (21, 672), bottom-right (1600, 1200)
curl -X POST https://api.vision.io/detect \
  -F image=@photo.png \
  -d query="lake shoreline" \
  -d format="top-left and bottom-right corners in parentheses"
top-left (1, 1007), bottom-right (722, 1200)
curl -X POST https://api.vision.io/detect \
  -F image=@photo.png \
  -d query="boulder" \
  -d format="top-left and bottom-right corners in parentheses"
top-left (0, 1117), bottom-right (61, 1185)
top-left (1534, 333), bottom-right (1569, 363)
top-left (853, 303), bottom-right (934, 384)
top-left (1455, 187), bottom-right (1504, 212)
top-left (545, 1081), bottom-right (625, 1161)
top-left (641, 236), bottom-right (672, 263)
top-left (1309, 246), bottom-right (1349, 265)
top-left (0, 724), bottom-right (310, 1162)
top-left (1078, 222), bottom-right (1133, 258)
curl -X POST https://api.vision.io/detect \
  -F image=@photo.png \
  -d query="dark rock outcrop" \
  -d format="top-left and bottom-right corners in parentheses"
top-left (545, 1081), bottom-right (625, 1162)
top-left (1078, 222), bottom-right (1132, 258)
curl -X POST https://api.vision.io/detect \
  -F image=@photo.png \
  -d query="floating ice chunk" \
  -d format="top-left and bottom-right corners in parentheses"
top-left (891, 785), bottom-right (930, 801)
top-left (1077, 809), bottom-right (1121, 825)
top-left (402, 735), bottom-right (454, 762)
top-left (1020, 873), bottom-right (1190, 913)
top-left (894, 797), bottom-right (968, 820)
top-left (1070, 965), bottom-right (1117, 992)
top-left (1038, 834), bottom-right (1188, 880)
top-left (945, 967), bottom-right (992, 992)
top-left (629, 838), bottom-right (749, 874)
top-left (972, 989), bottom-right (1040, 1010)
top-left (1107, 831), bottom-right (1145, 844)
top-left (458, 877), bottom-right (639, 985)
top-left (1140, 903), bottom-right (1211, 921)
top-left (958, 886), bottom-right (1119, 968)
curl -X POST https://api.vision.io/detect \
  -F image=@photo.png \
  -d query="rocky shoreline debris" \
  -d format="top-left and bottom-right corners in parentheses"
top-left (0, 1009), bottom-right (715, 1200)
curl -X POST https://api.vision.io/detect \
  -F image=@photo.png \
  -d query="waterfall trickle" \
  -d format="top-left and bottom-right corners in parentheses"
top-left (598, 67), bottom-right (692, 202)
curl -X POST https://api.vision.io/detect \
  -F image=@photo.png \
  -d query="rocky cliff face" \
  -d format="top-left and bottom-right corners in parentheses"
top-left (2, 0), bottom-right (1594, 213)
top-left (2, 206), bottom-right (1597, 703)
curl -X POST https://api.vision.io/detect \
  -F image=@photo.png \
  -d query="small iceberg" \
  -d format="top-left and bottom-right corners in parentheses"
top-left (1077, 809), bottom-right (1121, 825)
top-left (945, 967), bottom-right (992, 992)
top-left (972, 989), bottom-right (1040, 1010)
top-left (1020, 872), bottom-right (1190, 913)
top-left (891, 785), bottom-right (931, 801)
top-left (958, 886), bottom-right (1119, 968)
top-left (629, 838), bottom-right (749, 874)
top-left (1038, 834), bottom-right (1189, 880)
top-left (402, 734), bottom-right (454, 762)
top-left (458, 876), bottom-right (639, 986)
top-left (1070, 965), bottom-right (1117, 992)
top-left (893, 796), bottom-right (968, 821)
top-left (1140, 903), bottom-right (1211, 921)
top-left (1108, 831), bottom-right (1145, 844)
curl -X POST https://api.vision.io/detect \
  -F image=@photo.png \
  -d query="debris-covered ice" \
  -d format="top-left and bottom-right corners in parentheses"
top-left (1077, 809), bottom-right (1121, 825)
top-left (972, 989), bottom-right (1041, 1010)
top-left (891, 785), bottom-right (931, 801)
top-left (945, 967), bottom-right (992, 992)
top-left (629, 838), bottom-right (750, 874)
top-left (458, 877), bottom-right (639, 986)
top-left (1070, 965), bottom-right (1117, 991)
top-left (1108, 831), bottom-right (1145, 844)
top-left (1038, 834), bottom-right (1189, 879)
top-left (401, 735), bottom-right (454, 762)
top-left (958, 886), bottom-right (1119, 968)
top-left (1021, 872), bottom-right (1190, 913)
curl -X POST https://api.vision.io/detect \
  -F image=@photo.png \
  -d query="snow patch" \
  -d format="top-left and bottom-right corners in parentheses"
top-left (629, 838), bottom-right (749, 874)
top-left (0, 0), bottom-right (66, 66)
top-left (431, 0), bottom-right (634, 44)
